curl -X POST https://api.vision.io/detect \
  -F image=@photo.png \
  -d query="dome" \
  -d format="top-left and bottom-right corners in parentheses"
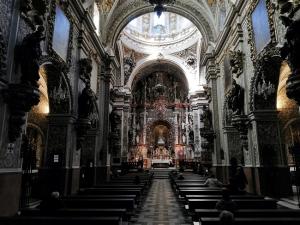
top-left (120, 12), bottom-right (201, 54)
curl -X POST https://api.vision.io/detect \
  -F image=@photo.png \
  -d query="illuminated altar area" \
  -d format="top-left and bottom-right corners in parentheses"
top-left (127, 66), bottom-right (197, 168)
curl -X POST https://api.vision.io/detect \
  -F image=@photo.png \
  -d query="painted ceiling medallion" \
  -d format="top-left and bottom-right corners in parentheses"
top-left (146, 0), bottom-right (176, 17)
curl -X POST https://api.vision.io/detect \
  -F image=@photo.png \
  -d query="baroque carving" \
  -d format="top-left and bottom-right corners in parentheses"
top-left (46, 0), bottom-right (73, 69)
top-left (16, 25), bottom-right (45, 88)
top-left (2, 84), bottom-right (40, 142)
top-left (200, 105), bottom-right (215, 151)
top-left (226, 79), bottom-right (244, 116)
top-left (123, 52), bottom-right (136, 85)
top-left (77, 58), bottom-right (98, 148)
top-left (249, 46), bottom-right (282, 111)
top-left (20, 0), bottom-right (47, 29)
top-left (0, 28), bottom-right (6, 77)
top-left (247, 0), bottom-right (277, 62)
top-left (229, 50), bottom-right (244, 78)
top-left (278, 1), bottom-right (300, 105)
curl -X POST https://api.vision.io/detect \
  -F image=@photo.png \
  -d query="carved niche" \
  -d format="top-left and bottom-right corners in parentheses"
top-left (200, 105), bottom-right (215, 151)
top-left (226, 79), bottom-right (244, 116)
top-left (229, 50), bottom-right (244, 78)
top-left (249, 46), bottom-right (282, 111)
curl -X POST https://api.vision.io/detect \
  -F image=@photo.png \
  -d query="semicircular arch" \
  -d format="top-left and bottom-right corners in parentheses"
top-left (127, 55), bottom-right (196, 92)
top-left (104, 1), bottom-right (216, 50)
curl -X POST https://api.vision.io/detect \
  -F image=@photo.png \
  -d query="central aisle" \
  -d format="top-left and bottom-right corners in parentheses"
top-left (132, 178), bottom-right (192, 225)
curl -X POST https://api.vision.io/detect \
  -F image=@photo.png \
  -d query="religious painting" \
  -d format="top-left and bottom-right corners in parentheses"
top-left (251, 0), bottom-right (271, 54)
top-left (52, 6), bottom-right (70, 62)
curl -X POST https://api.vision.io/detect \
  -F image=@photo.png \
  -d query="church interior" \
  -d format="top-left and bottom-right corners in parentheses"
top-left (1, 0), bottom-right (300, 224)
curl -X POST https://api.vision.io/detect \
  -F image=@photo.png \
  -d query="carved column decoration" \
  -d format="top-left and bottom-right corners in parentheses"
top-left (278, 1), bottom-right (300, 105)
top-left (229, 50), bottom-right (244, 78)
top-left (0, 28), bottom-right (6, 77)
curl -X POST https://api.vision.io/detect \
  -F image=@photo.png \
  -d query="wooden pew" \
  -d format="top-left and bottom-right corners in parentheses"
top-left (193, 209), bottom-right (300, 221)
top-left (179, 189), bottom-right (223, 197)
top-left (186, 195), bottom-right (264, 200)
top-left (0, 216), bottom-right (122, 225)
top-left (21, 208), bottom-right (128, 221)
top-left (187, 199), bottom-right (277, 210)
top-left (79, 188), bottom-right (142, 198)
top-left (63, 194), bottom-right (139, 203)
top-left (63, 198), bottom-right (136, 211)
top-left (200, 217), bottom-right (300, 225)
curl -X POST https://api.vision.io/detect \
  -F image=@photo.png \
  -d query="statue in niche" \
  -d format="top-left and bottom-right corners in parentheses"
top-left (229, 50), bottom-right (244, 78)
top-left (78, 83), bottom-right (97, 119)
top-left (227, 79), bottom-right (244, 115)
top-left (123, 51), bottom-right (136, 84)
top-left (79, 58), bottom-right (93, 84)
top-left (78, 58), bottom-right (97, 119)
top-left (17, 25), bottom-right (45, 87)
top-left (201, 105), bottom-right (212, 128)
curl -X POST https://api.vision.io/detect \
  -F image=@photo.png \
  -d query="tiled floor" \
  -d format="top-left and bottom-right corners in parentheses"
top-left (131, 179), bottom-right (192, 225)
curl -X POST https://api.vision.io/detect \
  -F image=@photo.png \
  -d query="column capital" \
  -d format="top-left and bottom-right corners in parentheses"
top-left (205, 59), bottom-right (220, 81)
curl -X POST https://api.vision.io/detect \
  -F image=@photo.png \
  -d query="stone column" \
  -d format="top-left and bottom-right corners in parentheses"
top-left (95, 59), bottom-right (112, 183)
top-left (206, 59), bottom-right (222, 175)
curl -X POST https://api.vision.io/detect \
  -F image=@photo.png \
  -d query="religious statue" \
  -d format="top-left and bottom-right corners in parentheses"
top-left (201, 105), bottom-right (212, 128)
top-left (123, 51), bottom-right (136, 84)
top-left (78, 58), bottom-right (97, 119)
top-left (78, 83), bottom-right (97, 119)
top-left (17, 25), bottom-right (45, 87)
top-left (227, 79), bottom-right (244, 115)
top-left (79, 58), bottom-right (93, 84)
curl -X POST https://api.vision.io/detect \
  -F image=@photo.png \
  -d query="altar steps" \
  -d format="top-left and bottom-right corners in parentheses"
top-left (151, 169), bottom-right (171, 179)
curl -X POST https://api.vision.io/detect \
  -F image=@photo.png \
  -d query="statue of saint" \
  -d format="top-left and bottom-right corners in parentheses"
top-left (227, 79), bottom-right (244, 115)
top-left (18, 25), bottom-right (45, 87)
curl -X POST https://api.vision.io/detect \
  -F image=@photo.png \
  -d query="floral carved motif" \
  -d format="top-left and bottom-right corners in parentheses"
top-left (229, 50), bottom-right (244, 78)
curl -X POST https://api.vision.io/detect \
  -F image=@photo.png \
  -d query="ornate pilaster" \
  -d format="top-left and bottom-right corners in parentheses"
top-left (97, 56), bottom-right (112, 181)
top-left (205, 59), bottom-right (221, 166)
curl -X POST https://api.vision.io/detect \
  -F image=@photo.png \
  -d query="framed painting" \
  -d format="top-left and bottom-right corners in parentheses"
top-left (52, 6), bottom-right (70, 62)
top-left (247, 0), bottom-right (276, 62)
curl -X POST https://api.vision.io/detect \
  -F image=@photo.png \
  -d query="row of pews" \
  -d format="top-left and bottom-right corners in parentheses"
top-left (0, 171), bottom-right (153, 225)
top-left (170, 171), bottom-right (300, 225)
